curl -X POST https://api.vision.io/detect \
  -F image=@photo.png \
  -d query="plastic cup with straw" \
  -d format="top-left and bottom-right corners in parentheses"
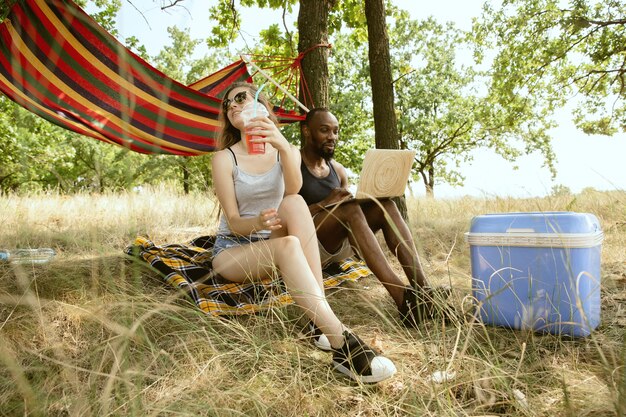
top-left (241, 83), bottom-right (269, 154)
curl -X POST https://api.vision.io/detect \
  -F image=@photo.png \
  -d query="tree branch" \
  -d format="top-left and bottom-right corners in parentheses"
top-left (572, 67), bottom-right (626, 93)
top-left (583, 17), bottom-right (626, 27)
top-left (392, 69), bottom-right (417, 85)
top-left (228, 0), bottom-right (240, 41)
top-left (282, 5), bottom-right (294, 55)
top-left (160, 0), bottom-right (185, 10)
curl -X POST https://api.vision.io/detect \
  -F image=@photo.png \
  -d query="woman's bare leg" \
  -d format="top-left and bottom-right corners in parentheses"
top-left (212, 236), bottom-right (345, 348)
top-left (271, 194), bottom-right (324, 292)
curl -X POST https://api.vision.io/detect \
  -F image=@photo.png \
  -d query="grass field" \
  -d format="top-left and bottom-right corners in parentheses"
top-left (0, 187), bottom-right (624, 416)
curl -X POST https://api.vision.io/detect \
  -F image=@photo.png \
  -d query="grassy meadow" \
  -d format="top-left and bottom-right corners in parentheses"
top-left (0, 187), bottom-right (624, 416)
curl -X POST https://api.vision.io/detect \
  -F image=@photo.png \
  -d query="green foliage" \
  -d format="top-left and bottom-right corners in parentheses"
top-left (393, 17), bottom-right (478, 192)
top-left (0, 97), bottom-right (74, 193)
top-left (473, 0), bottom-right (626, 135)
top-left (328, 33), bottom-right (374, 173)
top-left (327, 10), bottom-right (557, 196)
top-left (153, 26), bottom-right (203, 83)
top-left (207, 1), bottom-right (243, 48)
top-left (551, 184), bottom-right (572, 196)
top-left (332, 0), bottom-right (367, 31)
top-left (0, 94), bottom-right (191, 193)
top-left (392, 12), bottom-right (558, 195)
top-left (124, 35), bottom-right (149, 60)
top-left (0, 0), bottom-right (18, 20)
top-left (86, 0), bottom-right (122, 35)
top-left (207, 0), bottom-right (298, 48)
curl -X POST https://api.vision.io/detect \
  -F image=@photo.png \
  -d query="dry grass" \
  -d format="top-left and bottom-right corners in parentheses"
top-left (0, 187), bottom-right (624, 416)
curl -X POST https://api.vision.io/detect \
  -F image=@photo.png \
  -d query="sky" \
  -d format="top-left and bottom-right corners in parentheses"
top-left (108, 0), bottom-right (626, 199)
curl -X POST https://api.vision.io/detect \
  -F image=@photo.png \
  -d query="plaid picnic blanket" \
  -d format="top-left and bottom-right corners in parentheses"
top-left (125, 235), bottom-right (372, 316)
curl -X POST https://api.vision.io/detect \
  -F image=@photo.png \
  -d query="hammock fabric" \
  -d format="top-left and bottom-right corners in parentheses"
top-left (0, 0), bottom-right (304, 156)
top-left (125, 235), bottom-right (372, 316)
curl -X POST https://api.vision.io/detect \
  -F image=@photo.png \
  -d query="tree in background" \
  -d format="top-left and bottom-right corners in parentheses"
top-left (364, 0), bottom-right (399, 150)
top-left (297, 0), bottom-right (335, 109)
top-left (327, 11), bottom-right (557, 197)
top-left (473, 0), bottom-right (626, 136)
top-left (326, 32), bottom-right (373, 173)
top-left (393, 14), bottom-right (556, 197)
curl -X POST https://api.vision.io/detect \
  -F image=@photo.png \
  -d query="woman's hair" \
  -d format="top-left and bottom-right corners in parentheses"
top-left (218, 82), bottom-right (278, 150)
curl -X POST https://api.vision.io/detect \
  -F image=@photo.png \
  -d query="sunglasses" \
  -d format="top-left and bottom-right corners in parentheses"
top-left (222, 90), bottom-right (249, 111)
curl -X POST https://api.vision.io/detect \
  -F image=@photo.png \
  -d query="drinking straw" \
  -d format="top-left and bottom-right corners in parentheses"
top-left (253, 83), bottom-right (267, 117)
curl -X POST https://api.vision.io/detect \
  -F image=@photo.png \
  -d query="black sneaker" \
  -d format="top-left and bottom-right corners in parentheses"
top-left (399, 286), bottom-right (454, 328)
top-left (304, 321), bottom-right (332, 351)
top-left (332, 330), bottom-right (396, 383)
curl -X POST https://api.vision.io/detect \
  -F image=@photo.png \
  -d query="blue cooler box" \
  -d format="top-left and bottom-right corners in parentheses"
top-left (466, 212), bottom-right (603, 337)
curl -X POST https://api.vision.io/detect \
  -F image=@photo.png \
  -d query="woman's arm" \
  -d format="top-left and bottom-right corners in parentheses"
top-left (212, 150), bottom-right (279, 235)
top-left (247, 114), bottom-right (302, 194)
top-left (280, 144), bottom-right (303, 195)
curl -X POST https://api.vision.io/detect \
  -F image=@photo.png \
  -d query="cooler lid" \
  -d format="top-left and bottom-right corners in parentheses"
top-left (465, 211), bottom-right (604, 248)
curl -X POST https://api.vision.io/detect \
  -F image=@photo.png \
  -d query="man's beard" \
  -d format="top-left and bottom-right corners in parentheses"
top-left (318, 145), bottom-right (334, 160)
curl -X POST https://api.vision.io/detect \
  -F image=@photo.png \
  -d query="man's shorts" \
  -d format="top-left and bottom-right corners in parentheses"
top-left (318, 238), bottom-right (354, 267)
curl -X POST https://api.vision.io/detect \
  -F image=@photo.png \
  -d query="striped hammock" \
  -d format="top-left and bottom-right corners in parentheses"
top-left (0, 0), bottom-right (304, 155)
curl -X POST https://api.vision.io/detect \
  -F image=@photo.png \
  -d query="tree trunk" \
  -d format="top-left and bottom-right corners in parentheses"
top-left (297, 0), bottom-right (335, 119)
top-left (181, 157), bottom-right (190, 194)
top-left (365, 0), bottom-right (407, 216)
top-left (364, 0), bottom-right (399, 150)
top-left (426, 165), bottom-right (435, 198)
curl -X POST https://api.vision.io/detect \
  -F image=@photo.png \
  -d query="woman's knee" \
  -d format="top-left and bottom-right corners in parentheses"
top-left (271, 235), bottom-right (301, 253)
top-left (279, 194), bottom-right (308, 212)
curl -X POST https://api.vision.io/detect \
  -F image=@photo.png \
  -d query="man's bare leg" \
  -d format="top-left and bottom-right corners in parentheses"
top-left (313, 201), bottom-right (406, 307)
top-left (359, 199), bottom-right (428, 289)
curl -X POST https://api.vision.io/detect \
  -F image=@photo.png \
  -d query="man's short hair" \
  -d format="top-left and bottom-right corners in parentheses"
top-left (301, 107), bottom-right (331, 128)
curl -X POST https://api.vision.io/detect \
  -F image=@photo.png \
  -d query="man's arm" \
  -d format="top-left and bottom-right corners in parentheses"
top-left (307, 160), bottom-right (354, 216)
top-left (331, 160), bottom-right (350, 189)
top-left (308, 188), bottom-right (353, 216)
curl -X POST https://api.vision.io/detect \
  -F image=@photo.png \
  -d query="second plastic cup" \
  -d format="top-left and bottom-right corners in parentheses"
top-left (240, 102), bottom-right (269, 154)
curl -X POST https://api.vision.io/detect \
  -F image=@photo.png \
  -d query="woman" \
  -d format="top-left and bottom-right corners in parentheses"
top-left (211, 82), bottom-right (396, 383)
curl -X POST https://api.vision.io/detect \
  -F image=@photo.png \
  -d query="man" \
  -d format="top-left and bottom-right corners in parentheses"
top-left (299, 108), bottom-right (450, 328)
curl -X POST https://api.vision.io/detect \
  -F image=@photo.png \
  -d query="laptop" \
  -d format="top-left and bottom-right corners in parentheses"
top-left (325, 149), bottom-right (416, 207)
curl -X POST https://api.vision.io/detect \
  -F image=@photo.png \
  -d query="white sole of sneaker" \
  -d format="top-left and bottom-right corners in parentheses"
top-left (314, 333), bottom-right (332, 351)
top-left (333, 356), bottom-right (397, 383)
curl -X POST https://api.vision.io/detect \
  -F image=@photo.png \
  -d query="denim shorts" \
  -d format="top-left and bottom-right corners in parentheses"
top-left (212, 234), bottom-right (268, 259)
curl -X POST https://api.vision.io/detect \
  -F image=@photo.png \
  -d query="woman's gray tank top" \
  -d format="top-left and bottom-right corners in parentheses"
top-left (217, 149), bottom-right (284, 239)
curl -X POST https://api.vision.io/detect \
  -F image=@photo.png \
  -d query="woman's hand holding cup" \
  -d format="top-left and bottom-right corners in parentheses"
top-left (240, 102), bottom-right (270, 154)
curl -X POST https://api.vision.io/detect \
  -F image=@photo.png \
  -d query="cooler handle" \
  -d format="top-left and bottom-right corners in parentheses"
top-left (506, 228), bottom-right (535, 233)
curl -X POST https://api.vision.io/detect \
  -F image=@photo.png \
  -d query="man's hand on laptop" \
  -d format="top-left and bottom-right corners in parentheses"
top-left (324, 188), bottom-right (353, 206)
top-left (309, 188), bottom-right (354, 216)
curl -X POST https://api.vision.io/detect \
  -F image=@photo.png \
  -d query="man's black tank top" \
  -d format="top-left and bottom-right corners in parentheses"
top-left (299, 160), bottom-right (341, 205)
